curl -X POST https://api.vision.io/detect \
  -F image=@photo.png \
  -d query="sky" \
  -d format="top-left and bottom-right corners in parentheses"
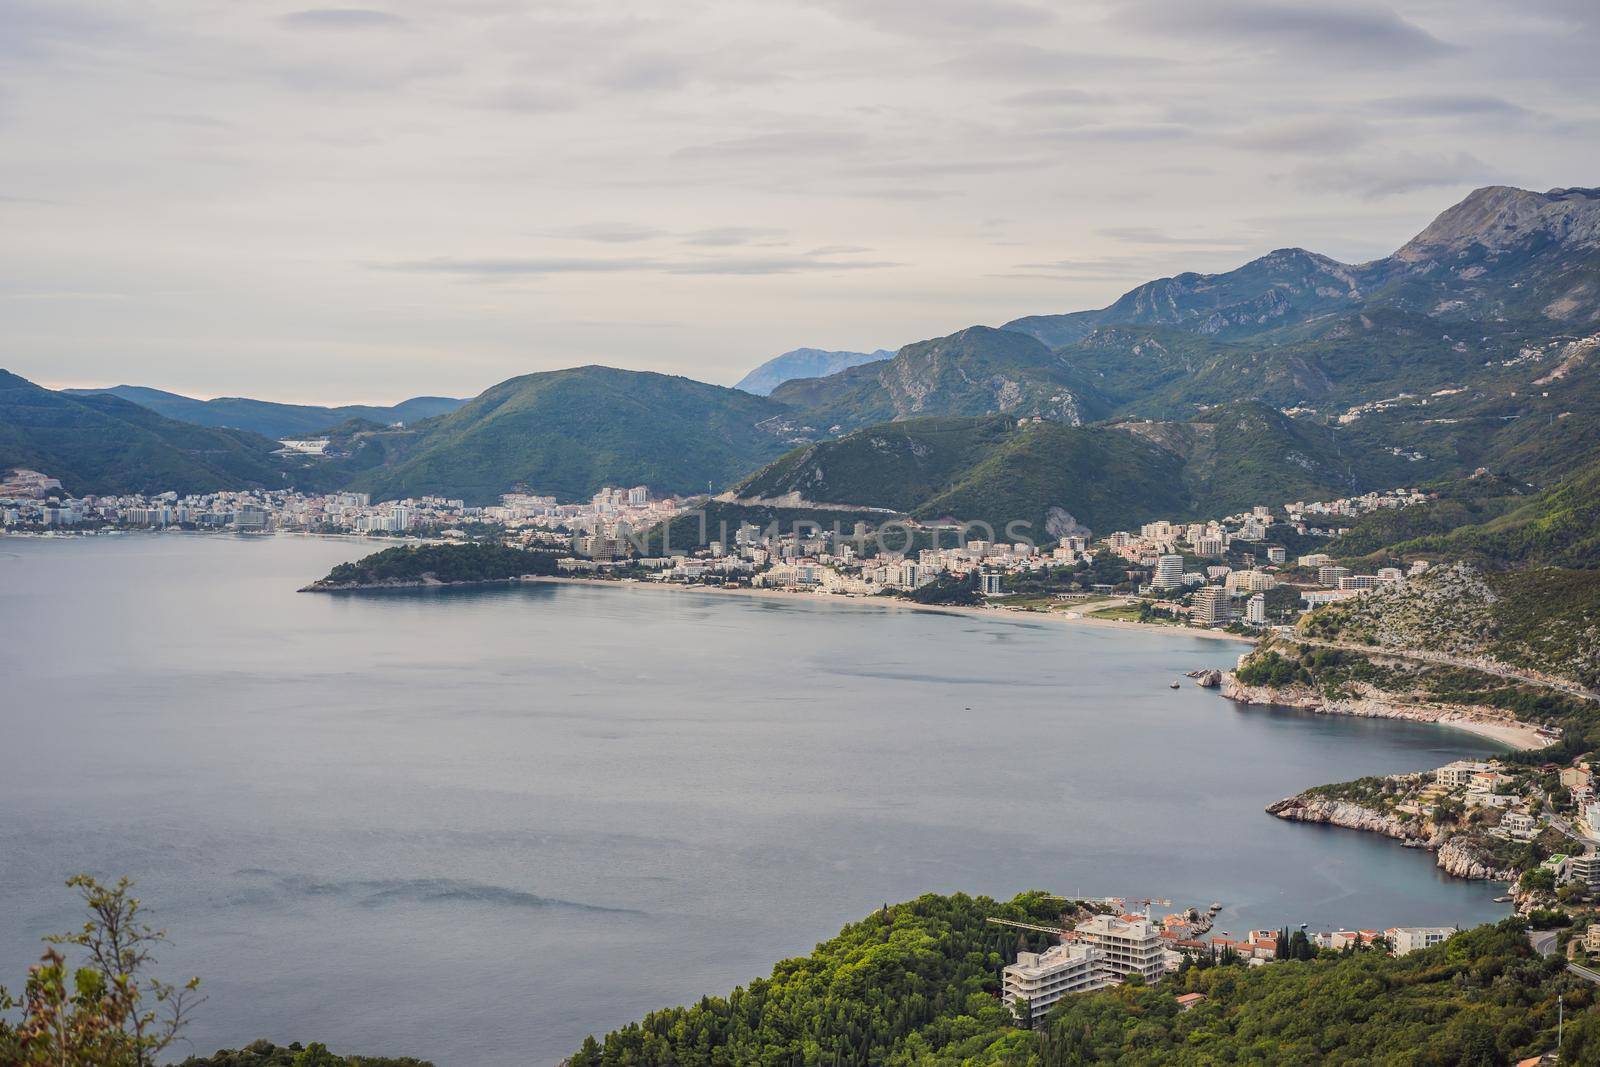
top-left (3, 0), bottom-right (1599, 404)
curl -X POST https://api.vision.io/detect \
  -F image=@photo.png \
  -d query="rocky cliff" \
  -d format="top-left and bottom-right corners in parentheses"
top-left (1220, 672), bottom-right (1541, 744)
top-left (1265, 794), bottom-right (1514, 882)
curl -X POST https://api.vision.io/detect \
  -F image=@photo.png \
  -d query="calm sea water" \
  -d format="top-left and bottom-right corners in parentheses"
top-left (0, 535), bottom-right (1510, 1065)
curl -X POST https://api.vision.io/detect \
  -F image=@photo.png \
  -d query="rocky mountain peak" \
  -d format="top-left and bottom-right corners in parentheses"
top-left (1393, 184), bottom-right (1600, 263)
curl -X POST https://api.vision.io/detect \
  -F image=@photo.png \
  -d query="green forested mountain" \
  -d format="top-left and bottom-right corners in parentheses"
top-left (734, 402), bottom-right (1408, 537)
top-left (0, 370), bottom-right (289, 495)
top-left (348, 366), bottom-right (804, 504)
top-left (770, 326), bottom-right (1110, 432)
top-left (569, 892), bottom-right (1586, 1067)
top-left (60, 385), bottom-right (465, 438)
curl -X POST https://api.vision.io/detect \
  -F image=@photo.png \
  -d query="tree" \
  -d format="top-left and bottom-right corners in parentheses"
top-left (0, 875), bottom-right (201, 1067)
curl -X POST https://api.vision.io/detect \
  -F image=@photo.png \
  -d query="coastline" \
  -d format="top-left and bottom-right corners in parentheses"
top-left (519, 575), bottom-right (1257, 644)
top-left (1221, 674), bottom-right (1552, 752)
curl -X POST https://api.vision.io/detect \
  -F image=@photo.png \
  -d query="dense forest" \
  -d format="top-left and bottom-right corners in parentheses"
top-left (568, 893), bottom-right (1593, 1066)
top-left (304, 543), bottom-right (559, 589)
top-left (175, 1041), bottom-right (432, 1067)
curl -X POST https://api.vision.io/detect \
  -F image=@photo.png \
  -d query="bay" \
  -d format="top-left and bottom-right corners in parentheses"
top-left (0, 535), bottom-right (1509, 1065)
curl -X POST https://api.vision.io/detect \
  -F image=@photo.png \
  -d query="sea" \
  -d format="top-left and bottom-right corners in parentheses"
top-left (0, 534), bottom-right (1512, 1065)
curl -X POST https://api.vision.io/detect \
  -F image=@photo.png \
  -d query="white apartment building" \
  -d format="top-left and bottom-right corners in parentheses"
top-left (1074, 915), bottom-right (1167, 983)
top-left (1246, 593), bottom-right (1267, 626)
top-left (1152, 554), bottom-right (1185, 591)
top-left (1436, 761), bottom-right (1494, 789)
top-left (1385, 927), bottom-right (1456, 954)
top-left (1001, 943), bottom-right (1110, 1022)
top-left (1190, 587), bottom-right (1232, 626)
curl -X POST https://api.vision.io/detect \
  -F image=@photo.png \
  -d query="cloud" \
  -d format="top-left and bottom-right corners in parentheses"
top-left (807, 0), bottom-right (1055, 38)
top-left (950, 43), bottom-right (1156, 81)
top-left (1123, 1), bottom-right (1454, 64)
top-left (1097, 227), bottom-right (1250, 249)
top-left (1036, 123), bottom-right (1193, 144)
top-left (1288, 151), bottom-right (1503, 199)
top-left (681, 226), bottom-right (788, 247)
top-left (375, 252), bottom-right (899, 277)
top-left (1231, 117), bottom-right (1375, 154)
top-left (545, 223), bottom-right (666, 244)
top-left (483, 84), bottom-right (577, 113)
top-left (278, 8), bottom-right (407, 31)
top-left (599, 54), bottom-right (691, 93)
top-left (1371, 93), bottom-right (1531, 118)
top-left (674, 130), bottom-right (867, 161)
top-left (1000, 88), bottom-right (1115, 108)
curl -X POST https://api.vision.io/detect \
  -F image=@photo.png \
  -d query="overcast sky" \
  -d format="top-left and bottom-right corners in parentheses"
top-left (4, 0), bottom-right (1598, 403)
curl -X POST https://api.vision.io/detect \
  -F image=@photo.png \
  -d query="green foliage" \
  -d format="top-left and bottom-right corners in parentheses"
top-left (310, 543), bottom-right (559, 588)
top-left (567, 892), bottom-right (1062, 1067)
top-left (0, 875), bottom-right (201, 1067)
top-left (60, 386), bottom-right (464, 439)
top-left (768, 326), bottom-right (1111, 432)
top-left (350, 366), bottom-right (798, 504)
top-left (735, 400), bottom-right (1398, 540)
top-left (898, 572), bottom-right (982, 606)
top-left (1304, 565), bottom-right (1600, 692)
top-left (174, 1039), bottom-right (433, 1067)
top-left (0, 370), bottom-right (289, 496)
top-left (572, 897), bottom-right (1588, 1067)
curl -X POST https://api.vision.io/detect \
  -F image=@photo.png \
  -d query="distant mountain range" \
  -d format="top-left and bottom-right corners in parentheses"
top-left (734, 348), bottom-right (893, 396)
top-left (7, 184), bottom-right (1600, 530)
top-left (61, 385), bottom-right (466, 438)
top-left (0, 371), bottom-right (286, 495)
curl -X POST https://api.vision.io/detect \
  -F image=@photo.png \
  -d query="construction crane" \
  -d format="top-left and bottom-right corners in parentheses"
top-left (984, 917), bottom-right (1072, 937)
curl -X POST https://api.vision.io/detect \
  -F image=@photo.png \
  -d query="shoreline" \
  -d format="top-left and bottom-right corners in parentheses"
top-left (520, 575), bottom-right (1257, 644)
top-left (1222, 675), bottom-right (1552, 753)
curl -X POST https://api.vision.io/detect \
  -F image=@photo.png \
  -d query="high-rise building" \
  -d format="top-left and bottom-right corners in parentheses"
top-left (1152, 554), bottom-right (1185, 591)
top-left (1190, 587), bottom-right (1232, 626)
top-left (1246, 593), bottom-right (1266, 625)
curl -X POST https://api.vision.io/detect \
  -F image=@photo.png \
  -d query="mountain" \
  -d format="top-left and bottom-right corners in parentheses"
top-left (733, 347), bottom-right (893, 395)
top-left (1335, 456), bottom-right (1600, 571)
top-left (770, 326), bottom-right (1110, 433)
top-left (733, 401), bottom-right (1404, 537)
top-left (61, 385), bottom-right (467, 438)
top-left (999, 186), bottom-right (1600, 421)
top-left (1006, 186), bottom-right (1600, 349)
top-left (348, 366), bottom-right (804, 504)
top-left (1006, 247), bottom-right (1370, 346)
top-left (0, 370), bottom-right (288, 495)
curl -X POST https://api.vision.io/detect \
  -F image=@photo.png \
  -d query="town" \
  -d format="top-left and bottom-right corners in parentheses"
top-left (1, 464), bottom-right (1434, 634)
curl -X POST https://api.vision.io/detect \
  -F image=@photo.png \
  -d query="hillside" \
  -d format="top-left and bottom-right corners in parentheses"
top-left (1337, 458), bottom-right (1600, 570)
top-left (997, 186), bottom-right (1600, 424)
top-left (1302, 563), bottom-right (1600, 691)
top-left (770, 326), bottom-right (1109, 432)
top-left (62, 385), bottom-right (465, 438)
top-left (734, 402), bottom-right (1404, 539)
top-left (733, 347), bottom-right (892, 396)
top-left (350, 366), bottom-right (804, 504)
top-left (570, 892), bottom-right (1581, 1066)
top-left (0, 370), bottom-right (289, 495)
